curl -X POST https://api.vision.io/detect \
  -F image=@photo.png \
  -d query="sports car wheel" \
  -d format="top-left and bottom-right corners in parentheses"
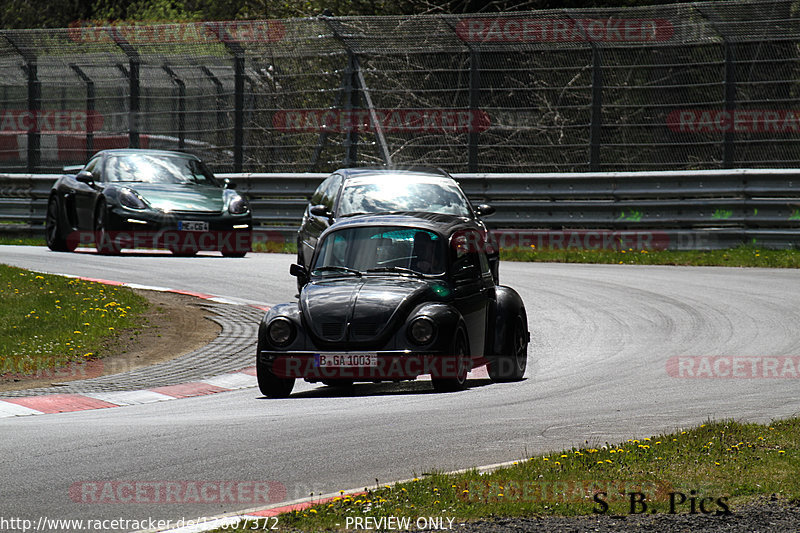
top-left (256, 340), bottom-right (295, 398)
top-left (94, 200), bottom-right (121, 255)
top-left (432, 329), bottom-right (469, 393)
top-left (45, 196), bottom-right (76, 252)
top-left (488, 311), bottom-right (528, 382)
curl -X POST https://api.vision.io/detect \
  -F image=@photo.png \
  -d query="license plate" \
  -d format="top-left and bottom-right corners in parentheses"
top-left (315, 353), bottom-right (378, 368)
top-left (179, 221), bottom-right (208, 231)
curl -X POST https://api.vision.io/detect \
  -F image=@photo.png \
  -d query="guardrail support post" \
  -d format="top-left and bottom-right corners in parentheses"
top-left (201, 66), bottom-right (226, 150)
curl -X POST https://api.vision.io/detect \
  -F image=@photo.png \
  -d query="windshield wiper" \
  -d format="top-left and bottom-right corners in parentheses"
top-left (366, 266), bottom-right (425, 278)
top-left (313, 266), bottom-right (362, 277)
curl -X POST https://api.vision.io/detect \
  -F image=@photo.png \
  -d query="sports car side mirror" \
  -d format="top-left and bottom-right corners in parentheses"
top-left (76, 170), bottom-right (94, 184)
top-left (475, 204), bottom-right (495, 217)
top-left (223, 178), bottom-right (237, 190)
top-left (290, 263), bottom-right (308, 280)
top-left (309, 204), bottom-right (333, 218)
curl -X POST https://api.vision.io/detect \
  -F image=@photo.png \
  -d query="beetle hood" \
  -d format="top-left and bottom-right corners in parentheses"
top-left (301, 277), bottom-right (437, 343)
top-left (127, 183), bottom-right (224, 213)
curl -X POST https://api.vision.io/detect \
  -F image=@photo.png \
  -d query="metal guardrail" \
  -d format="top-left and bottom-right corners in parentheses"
top-left (1, 170), bottom-right (799, 250)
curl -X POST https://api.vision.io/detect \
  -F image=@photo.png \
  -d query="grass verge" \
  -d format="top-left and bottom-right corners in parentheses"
top-left (500, 245), bottom-right (800, 268)
top-left (218, 418), bottom-right (798, 531)
top-left (0, 264), bottom-right (149, 377)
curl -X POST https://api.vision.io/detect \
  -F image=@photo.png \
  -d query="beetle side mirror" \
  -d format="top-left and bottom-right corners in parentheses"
top-left (76, 170), bottom-right (94, 184)
top-left (290, 263), bottom-right (308, 280)
top-left (475, 204), bottom-right (495, 217)
top-left (309, 204), bottom-right (333, 218)
top-left (224, 178), bottom-right (237, 190)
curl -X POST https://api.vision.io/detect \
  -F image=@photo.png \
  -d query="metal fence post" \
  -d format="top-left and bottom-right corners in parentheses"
top-left (162, 65), bottom-right (186, 150)
top-left (108, 28), bottom-right (140, 149)
top-left (722, 40), bottom-right (737, 169)
top-left (590, 45), bottom-right (603, 172)
top-left (70, 65), bottom-right (95, 160)
top-left (207, 23), bottom-right (245, 172)
top-left (201, 66), bottom-right (226, 150)
top-left (469, 50), bottom-right (481, 172)
top-left (1, 32), bottom-right (40, 172)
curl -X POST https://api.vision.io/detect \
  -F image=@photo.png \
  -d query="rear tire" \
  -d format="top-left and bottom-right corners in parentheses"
top-left (256, 339), bottom-right (295, 398)
top-left (432, 329), bottom-right (469, 393)
top-left (45, 196), bottom-right (76, 252)
top-left (488, 311), bottom-right (528, 382)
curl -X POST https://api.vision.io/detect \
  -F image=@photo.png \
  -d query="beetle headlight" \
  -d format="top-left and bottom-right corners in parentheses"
top-left (267, 318), bottom-right (295, 347)
top-left (227, 192), bottom-right (249, 215)
top-left (408, 317), bottom-right (436, 345)
top-left (119, 188), bottom-right (147, 210)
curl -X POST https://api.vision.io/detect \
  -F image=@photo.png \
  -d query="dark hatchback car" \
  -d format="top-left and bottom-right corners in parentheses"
top-left (256, 213), bottom-right (528, 398)
top-left (296, 167), bottom-right (498, 283)
top-left (45, 149), bottom-right (252, 256)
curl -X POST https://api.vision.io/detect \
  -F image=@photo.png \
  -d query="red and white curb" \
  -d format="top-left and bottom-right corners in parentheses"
top-left (0, 367), bottom-right (259, 418)
top-left (0, 271), bottom-right (268, 419)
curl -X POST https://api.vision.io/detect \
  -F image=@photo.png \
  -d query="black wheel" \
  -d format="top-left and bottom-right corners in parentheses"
top-left (222, 250), bottom-right (247, 258)
top-left (45, 196), bottom-right (76, 252)
top-left (256, 339), bottom-right (295, 398)
top-left (432, 329), bottom-right (469, 393)
top-left (488, 311), bottom-right (528, 383)
top-left (322, 379), bottom-right (354, 388)
top-left (94, 199), bottom-right (121, 255)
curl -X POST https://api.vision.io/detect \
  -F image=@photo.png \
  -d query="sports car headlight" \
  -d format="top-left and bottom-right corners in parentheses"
top-left (267, 318), bottom-right (295, 347)
top-left (228, 193), bottom-right (249, 215)
top-left (408, 317), bottom-right (436, 345)
top-left (119, 188), bottom-right (147, 210)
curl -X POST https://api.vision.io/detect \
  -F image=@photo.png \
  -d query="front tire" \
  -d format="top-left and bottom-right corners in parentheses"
top-left (94, 199), bottom-right (121, 255)
top-left (432, 329), bottom-right (470, 393)
top-left (256, 339), bottom-right (295, 398)
top-left (488, 311), bottom-right (528, 382)
top-left (45, 196), bottom-right (76, 252)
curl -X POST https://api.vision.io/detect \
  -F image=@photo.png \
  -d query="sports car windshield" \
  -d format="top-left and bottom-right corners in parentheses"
top-left (105, 154), bottom-right (219, 185)
top-left (337, 176), bottom-right (471, 218)
top-left (312, 226), bottom-right (446, 276)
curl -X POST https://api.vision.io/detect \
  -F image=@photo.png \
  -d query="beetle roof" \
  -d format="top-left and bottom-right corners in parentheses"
top-left (321, 212), bottom-right (483, 238)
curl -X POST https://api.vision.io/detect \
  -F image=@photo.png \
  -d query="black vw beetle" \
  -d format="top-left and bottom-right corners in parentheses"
top-left (256, 213), bottom-right (528, 398)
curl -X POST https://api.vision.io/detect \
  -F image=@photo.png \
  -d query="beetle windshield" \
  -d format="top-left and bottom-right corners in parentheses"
top-left (106, 154), bottom-right (219, 186)
top-left (337, 176), bottom-right (471, 218)
top-left (312, 226), bottom-right (446, 276)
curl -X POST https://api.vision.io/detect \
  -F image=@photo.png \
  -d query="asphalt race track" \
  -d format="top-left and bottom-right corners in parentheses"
top-left (2, 245), bottom-right (800, 530)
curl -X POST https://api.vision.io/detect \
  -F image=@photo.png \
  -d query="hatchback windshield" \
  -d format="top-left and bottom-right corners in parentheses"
top-left (106, 154), bottom-right (218, 185)
top-left (313, 226), bottom-right (446, 276)
top-left (337, 176), bottom-right (471, 218)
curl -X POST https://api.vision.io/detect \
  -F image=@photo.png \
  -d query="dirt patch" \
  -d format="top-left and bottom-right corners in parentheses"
top-left (0, 289), bottom-right (221, 392)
